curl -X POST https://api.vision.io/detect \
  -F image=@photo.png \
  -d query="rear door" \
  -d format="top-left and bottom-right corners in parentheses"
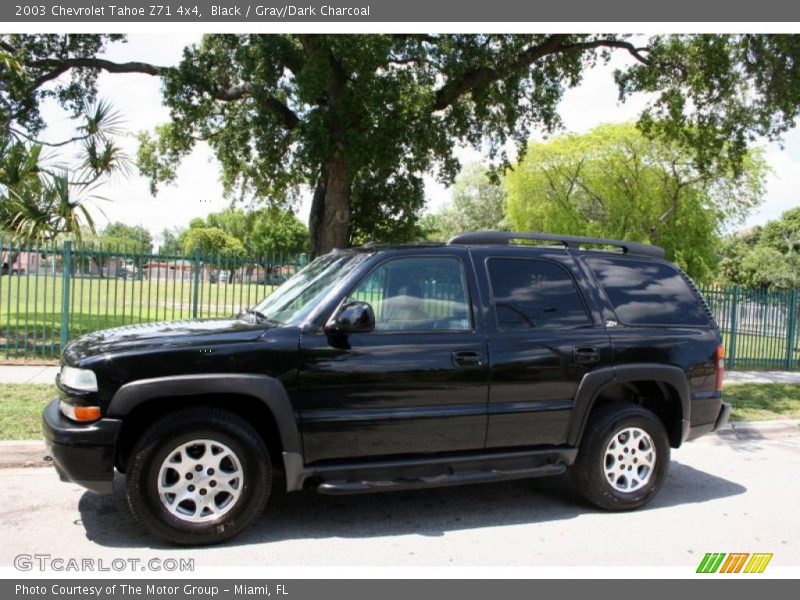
top-left (471, 248), bottom-right (613, 447)
top-left (583, 255), bottom-right (723, 426)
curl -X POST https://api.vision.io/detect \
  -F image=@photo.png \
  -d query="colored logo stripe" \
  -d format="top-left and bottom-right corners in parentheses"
top-left (744, 553), bottom-right (773, 573)
top-left (720, 553), bottom-right (749, 573)
top-left (697, 553), bottom-right (726, 573)
top-left (697, 552), bottom-right (773, 573)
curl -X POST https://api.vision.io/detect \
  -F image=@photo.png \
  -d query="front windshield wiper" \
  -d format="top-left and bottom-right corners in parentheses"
top-left (243, 307), bottom-right (278, 325)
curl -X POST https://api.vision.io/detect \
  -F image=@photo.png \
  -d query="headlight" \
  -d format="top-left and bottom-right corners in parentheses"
top-left (59, 366), bottom-right (98, 392)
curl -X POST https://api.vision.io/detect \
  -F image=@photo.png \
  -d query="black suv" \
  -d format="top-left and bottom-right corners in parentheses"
top-left (42, 231), bottom-right (730, 545)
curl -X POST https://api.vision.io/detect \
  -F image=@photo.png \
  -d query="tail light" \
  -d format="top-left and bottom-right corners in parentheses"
top-left (715, 344), bottom-right (725, 391)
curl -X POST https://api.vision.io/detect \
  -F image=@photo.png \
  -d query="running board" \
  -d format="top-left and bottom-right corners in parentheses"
top-left (307, 448), bottom-right (577, 494)
top-left (315, 463), bottom-right (567, 495)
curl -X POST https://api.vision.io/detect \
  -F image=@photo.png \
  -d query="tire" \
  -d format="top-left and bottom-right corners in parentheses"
top-left (126, 408), bottom-right (271, 545)
top-left (571, 403), bottom-right (670, 511)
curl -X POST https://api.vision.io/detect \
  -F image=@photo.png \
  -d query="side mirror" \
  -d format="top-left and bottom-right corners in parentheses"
top-left (325, 300), bottom-right (375, 336)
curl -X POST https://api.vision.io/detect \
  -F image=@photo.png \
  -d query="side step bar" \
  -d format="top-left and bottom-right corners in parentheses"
top-left (303, 446), bottom-right (577, 495)
top-left (315, 463), bottom-right (567, 495)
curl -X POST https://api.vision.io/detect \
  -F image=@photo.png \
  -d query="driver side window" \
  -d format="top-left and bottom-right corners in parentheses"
top-left (350, 257), bottom-right (472, 332)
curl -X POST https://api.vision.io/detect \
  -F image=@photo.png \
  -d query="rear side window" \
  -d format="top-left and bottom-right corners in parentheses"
top-left (586, 257), bottom-right (709, 326)
top-left (487, 258), bottom-right (591, 330)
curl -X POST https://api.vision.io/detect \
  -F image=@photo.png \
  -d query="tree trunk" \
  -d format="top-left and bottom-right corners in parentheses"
top-left (91, 255), bottom-right (105, 279)
top-left (308, 153), bottom-right (351, 258)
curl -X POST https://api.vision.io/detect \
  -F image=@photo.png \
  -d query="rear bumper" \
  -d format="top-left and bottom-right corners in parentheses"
top-left (41, 399), bottom-right (122, 494)
top-left (714, 401), bottom-right (733, 430)
top-left (686, 401), bottom-right (732, 442)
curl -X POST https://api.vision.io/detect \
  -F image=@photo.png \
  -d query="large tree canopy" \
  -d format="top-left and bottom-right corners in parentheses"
top-left (505, 123), bottom-right (768, 280)
top-left (720, 207), bottom-right (800, 289)
top-left (3, 34), bottom-right (800, 256)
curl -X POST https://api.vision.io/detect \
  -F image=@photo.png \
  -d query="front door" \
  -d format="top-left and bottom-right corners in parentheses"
top-left (298, 252), bottom-right (488, 463)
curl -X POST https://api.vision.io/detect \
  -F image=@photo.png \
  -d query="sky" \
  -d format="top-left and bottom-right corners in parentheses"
top-left (37, 34), bottom-right (800, 245)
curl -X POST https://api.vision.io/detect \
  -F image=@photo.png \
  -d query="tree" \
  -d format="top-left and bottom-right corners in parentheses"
top-left (204, 207), bottom-right (308, 256)
top-left (720, 208), bottom-right (800, 288)
top-left (759, 206), bottom-right (800, 257)
top-left (74, 222), bottom-right (153, 278)
top-left (0, 99), bottom-right (130, 244)
top-left (182, 226), bottom-right (245, 256)
top-left (0, 35), bottom-right (130, 244)
top-left (96, 222), bottom-right (153, 251)
top-left (158, 226), bottom-right (185, 255)
top-left (505, 123), bottom-right (767, 279)
top-left (5, 34), bottom-right (800, 256)
top-left (424, 163), bottom-right (507, 242)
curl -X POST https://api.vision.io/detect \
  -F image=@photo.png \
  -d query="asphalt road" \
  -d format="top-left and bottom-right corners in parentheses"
top-left (0, 430), bottom-right (798, 569)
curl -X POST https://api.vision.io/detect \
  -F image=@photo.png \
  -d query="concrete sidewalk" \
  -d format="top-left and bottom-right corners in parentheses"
top-left (3, 364), bottom-right (800, 385)
top-left (0, 364), bottom-right (60, 384)
top-left (724, 370), bottom-right (800, 384)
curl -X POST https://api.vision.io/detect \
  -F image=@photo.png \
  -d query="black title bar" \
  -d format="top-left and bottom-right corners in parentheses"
top-left (4, 0), bottom-right (800, 23)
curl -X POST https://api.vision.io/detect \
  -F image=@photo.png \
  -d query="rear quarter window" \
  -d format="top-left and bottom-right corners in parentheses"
top-left (586, 257), bottom-right (709, 327)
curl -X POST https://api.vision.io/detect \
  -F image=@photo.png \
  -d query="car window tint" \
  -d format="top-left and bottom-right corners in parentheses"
top-left (350, 257), bottom-right (472, 331)
top-left (487, 258), bottom-right (590, 330)
top-left (586, 257), bottom-right (709, 326)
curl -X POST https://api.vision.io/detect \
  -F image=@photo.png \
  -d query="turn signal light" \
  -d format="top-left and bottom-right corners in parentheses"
top-left (60, 401), bottom-right (101, 422)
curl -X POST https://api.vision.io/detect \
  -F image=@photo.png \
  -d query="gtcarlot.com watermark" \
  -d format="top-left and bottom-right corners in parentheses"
top-left (14, 553), bottom-right (194, 572)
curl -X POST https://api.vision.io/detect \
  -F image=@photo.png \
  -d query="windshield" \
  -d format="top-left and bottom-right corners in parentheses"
top-left (250, 252), bottom-right (369, 325)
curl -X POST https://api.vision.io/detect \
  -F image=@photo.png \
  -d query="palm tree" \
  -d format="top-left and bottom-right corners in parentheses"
top-left (1, 100), bottom-right (130, 255)
top-left (1, 100), bottom-right (129, 274)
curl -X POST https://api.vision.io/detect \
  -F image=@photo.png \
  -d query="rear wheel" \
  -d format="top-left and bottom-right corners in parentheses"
top-left (126, 408), bottom-right (271, 545)
top-left (571, 403), bottom-right (670, 511)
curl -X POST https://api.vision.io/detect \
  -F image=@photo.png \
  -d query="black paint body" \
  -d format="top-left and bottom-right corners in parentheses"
top-left (42, 243), bottom-right (728, 494)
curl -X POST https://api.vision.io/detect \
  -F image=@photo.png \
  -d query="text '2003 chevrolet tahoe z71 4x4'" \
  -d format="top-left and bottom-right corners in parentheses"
top-left (43, 231), bottom-right (730, 545)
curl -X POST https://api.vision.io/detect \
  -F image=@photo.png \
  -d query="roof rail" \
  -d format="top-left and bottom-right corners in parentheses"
top-left (447, 231), bottom-right (665, 259)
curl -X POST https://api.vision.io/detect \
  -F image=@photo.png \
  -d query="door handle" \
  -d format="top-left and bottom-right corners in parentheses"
top-left (573, 346), bottom-right (600, 365)
top-left (452, 350), bottom-right (485, 368)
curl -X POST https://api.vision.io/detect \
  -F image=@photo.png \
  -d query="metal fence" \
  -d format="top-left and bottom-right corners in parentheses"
top-left (0, 239), bottom-right (306, 360)
top-left (2, 240), bottom-right (800, 370)
top-left (701, 286), bottom-right (799, 371)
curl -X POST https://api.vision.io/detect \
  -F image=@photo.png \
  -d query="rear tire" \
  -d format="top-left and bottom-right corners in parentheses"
top-left (571, 403), bottom-right (669, 511)
top-left (126, 408), bottom-right (271, 545)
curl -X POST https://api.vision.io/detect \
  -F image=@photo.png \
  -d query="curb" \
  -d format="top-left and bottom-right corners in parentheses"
top-left (0, 440), bottom-right (51, 469)
top-left (714, 419), bottom-right (800, 441)
top-left (1, 419), bottom-right (798, 470)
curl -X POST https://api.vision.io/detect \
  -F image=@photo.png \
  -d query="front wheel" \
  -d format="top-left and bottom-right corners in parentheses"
top-left (571, 404), bottom-right (670, 511)
top-left (126, 408), bottom-right (271, 545)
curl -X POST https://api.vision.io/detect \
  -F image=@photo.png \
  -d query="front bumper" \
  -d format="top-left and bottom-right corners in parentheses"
top-left (41, 399), bottom-right (122, 494)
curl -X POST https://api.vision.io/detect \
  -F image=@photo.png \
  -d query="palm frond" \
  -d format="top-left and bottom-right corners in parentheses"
top-left (79, 99), bottom-right (127, 139)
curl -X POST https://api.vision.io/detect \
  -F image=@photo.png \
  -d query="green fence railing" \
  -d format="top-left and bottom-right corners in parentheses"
top-left (701, 285), bottom-right (800, 371)
top-left (0, 239), bottom-right (306, 360)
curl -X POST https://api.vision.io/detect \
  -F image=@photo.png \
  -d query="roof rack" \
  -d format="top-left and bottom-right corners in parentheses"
top-left (447, 231), bottom-right (665, 259)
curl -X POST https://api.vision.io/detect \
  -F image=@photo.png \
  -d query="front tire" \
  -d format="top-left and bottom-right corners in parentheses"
top-left (571, 403), bottom-right (670, 511)
top-left (126, 408), bottom-right (271, 545)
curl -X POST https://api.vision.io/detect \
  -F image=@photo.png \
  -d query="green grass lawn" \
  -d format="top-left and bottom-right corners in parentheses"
top-left (0, 274), bottom-right (277, 359)
top-left (0, 384), bottom-right (52, 440)
top-left (1, 382), bottom-right (798, 441)
top-left (725, 384), bottom-right (800, 422)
